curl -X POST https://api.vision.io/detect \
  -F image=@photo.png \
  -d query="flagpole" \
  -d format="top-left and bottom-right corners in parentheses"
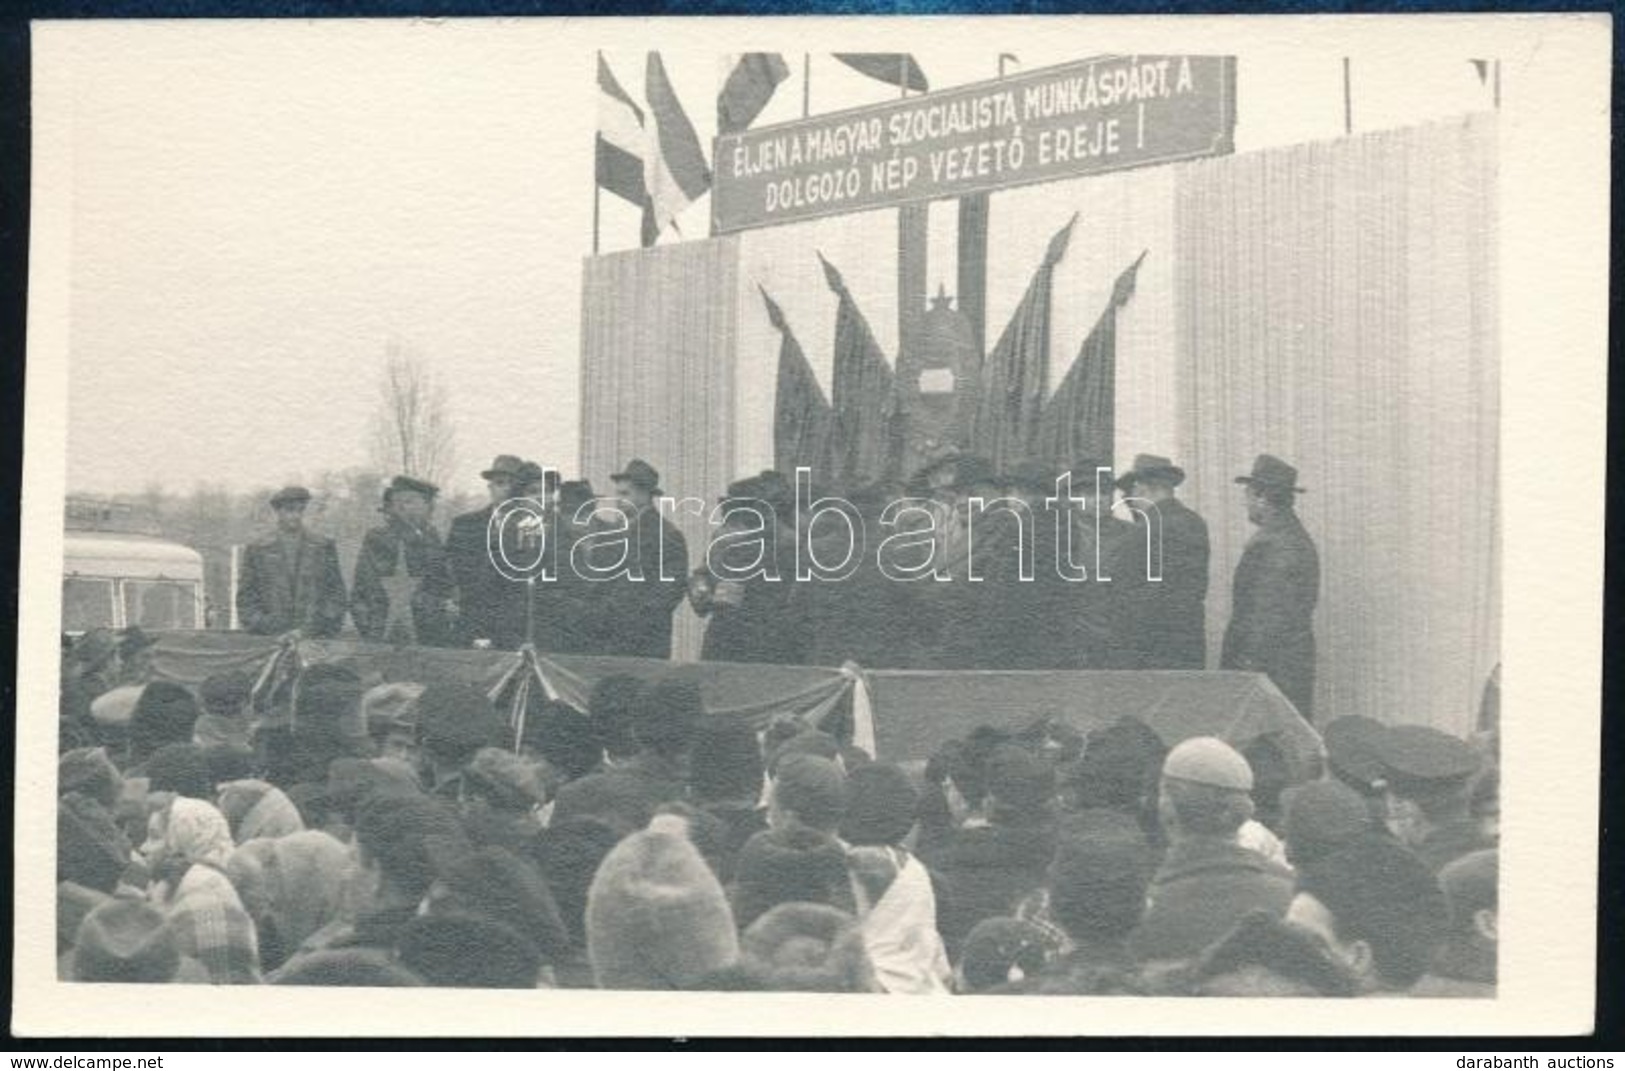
top-left (802, 53), bottom-right (810, 117)
top-left (899, 55), bottom-right (907, 98)
top-left (593, 50), bottom-right (602, 255)
top-left (1342, 57), bottom-right (1352, 135)
top-left (1493, 59), bottom-right (1501, 109)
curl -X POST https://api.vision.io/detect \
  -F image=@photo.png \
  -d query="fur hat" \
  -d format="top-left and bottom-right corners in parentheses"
top-left (429, 844), bottom-right (569, 962)
top-left (1295, 837), bottom-right (1449, 988)
top-left (731, 825), bottom-right (854, 930)
top-left (739, 903), bottom-right (875, 993)
top-left (57, 794), bottom-right (130, 894)
top-left (1047, 832), bottom-right (1155, 942)
top-left (839, 763), bottom-right (918, 847)
top-left (70, 900), bottom-right (182, 983)
top-left (58, 747), bottom-right (122, 809)
top-left (414, 682), bottom-right (503, 765)
top-left (771, 754), bottom-right (848, 830)
top-left (585, 826), bottom-right (739, 990)
top-left (984, 744), bottom-right (1056, 818)
top-left (1282, 780), bottom-right (1373, 867)
top-left (144, 743), bottom-right (215, 801)
top-left (199, 670), bottom-right (255, 720)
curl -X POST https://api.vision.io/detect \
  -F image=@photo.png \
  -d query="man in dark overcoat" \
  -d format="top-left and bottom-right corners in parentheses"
top-left (235, 486), bottom-right (348, 638)
top-left (350, 476), bottom-right (458, 647)
top-left (1115, 454), bottom-right (1211, 669)
top-left (601, 459), bottom-right (688, 659)
top-left (445, 455), bottom-right (525, 648)
top-left (1220, 454), bottom-right (1321, 718)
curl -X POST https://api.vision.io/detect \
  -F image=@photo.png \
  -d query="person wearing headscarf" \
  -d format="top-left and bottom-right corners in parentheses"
top-left (144, 797), bottom-right (261, 983)
top-left (227, 830), bottom-right (351, 975)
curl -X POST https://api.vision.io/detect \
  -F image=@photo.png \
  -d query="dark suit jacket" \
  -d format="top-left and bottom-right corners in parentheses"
top-left (1221, 511), bottom-right (1320, 716)
top-left (350, 518), bottom-right (457, 647)
top-left (601, 505), bottom-right (689, 659)
top-left (446, 505), bottom-right (522, 647)
top-left (235, 530), bottom-right (347, 637)
top-left (1124, 497), bottom-right (1211, 669)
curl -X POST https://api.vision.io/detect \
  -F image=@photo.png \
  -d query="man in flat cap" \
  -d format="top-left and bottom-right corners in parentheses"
top-left (1376, 724), bottom-right (1493, 874)
top-left (1221, 454), bottom-right (1320, 718)
top-left (350, 476), bottom-right (457, 647)
top-left (1130, 736), bottom-right (1294, 964)
top-left (601, 459), bottom-right (689, 659)
top-left (1115, 454), bottom-right (1210, 669)
top-left (235, 486), bottom-right (348, 639)
top-left (445, 455), bottom-right (526, 649)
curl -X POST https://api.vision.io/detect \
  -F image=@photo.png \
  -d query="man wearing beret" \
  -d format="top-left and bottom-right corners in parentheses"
top-left (445, 455), bottom-right (526, 649)
top-left (1114, 454), bottom-right (1210, 669)
top-left (350, 476), bottom-right (457, 647)
top-left (1376, 725), bottom-right (1494, 875)
top-left (1130, 737), bottom-right (1295, 964)
top-left (235, 486), bottom-right (348, 639)
top-left (1221, 454), bottom-right (1321, 718)
top-left (601, 459), bottom-right (689, 659)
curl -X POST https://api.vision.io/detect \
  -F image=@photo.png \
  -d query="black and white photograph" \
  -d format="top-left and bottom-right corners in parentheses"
top-left (13, 13), bottom-right (1608, 1037)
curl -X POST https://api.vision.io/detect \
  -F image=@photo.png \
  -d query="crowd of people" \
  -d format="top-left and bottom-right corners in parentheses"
top-left (230, 448), bottom-right (1320, 718)
top-left (53, 620), bottom-right (1502, 996)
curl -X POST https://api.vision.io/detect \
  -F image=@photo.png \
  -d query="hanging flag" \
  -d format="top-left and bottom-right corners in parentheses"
top-left (596, 54), bottom-right (657, 247)
top-left (720, 53), bottom-right (791, 135)
top-left (763, 286), bottom-right (836, 478)
top-left (644, 52), bottom-right (713, 238)
top-left (833, 53), bottom-right (929, 93)
top-left (1469, 59), bottom-right (1490, 84)
top-left (1034, 250), bottom-right (1147, 472)
top-left (820, 253), bottom-right (897, 484)
top-left (969, 214), bottom-right (1076, 470)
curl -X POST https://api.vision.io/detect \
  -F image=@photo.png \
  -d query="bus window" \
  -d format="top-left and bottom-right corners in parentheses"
top-left (62, 578), bottom-right (116, 632)
top-left (122, 580), bottom-right (198, 631)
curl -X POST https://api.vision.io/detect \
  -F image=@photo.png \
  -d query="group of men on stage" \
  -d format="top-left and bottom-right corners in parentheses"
top-left (235, 448), bottom-right (1321, 717)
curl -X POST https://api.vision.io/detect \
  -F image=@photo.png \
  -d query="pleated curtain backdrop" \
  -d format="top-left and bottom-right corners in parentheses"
top-left (1175, 114), bottom-right (1500, 735)
top-left (579, 236), bottom-right (742, 661)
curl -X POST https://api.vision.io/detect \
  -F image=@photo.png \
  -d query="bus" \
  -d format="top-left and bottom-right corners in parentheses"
top-left (62, 530), bottom-right (208, 634)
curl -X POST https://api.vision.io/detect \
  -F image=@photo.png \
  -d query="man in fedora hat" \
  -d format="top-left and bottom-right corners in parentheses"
top-left (1221, 454), bottom-right (1320, 718)
top-left (446, 455), bottom-right (527, 649)
top-left (351, 476), bottom-right (457, 647)
top-left (1115, 454), bottom-right (1210, 669)
top-left (236, 486), bottom-right (349, 640)
top-left (603, 459), bottom-right (689, 659)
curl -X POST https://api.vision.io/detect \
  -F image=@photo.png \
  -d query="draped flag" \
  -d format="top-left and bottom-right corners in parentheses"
top-left (763, 286), bottom-right (836, 478)
top-left (821, 253), bottom-right (896, 484)
top-left (1034, 250), bottom-right (1147, 471)
top-left (644, 53), bottom-right (713, 239)
top-left (833, 53), bottom-right (929, 93)
top-left (969, 214), bottom-right (1076, 470)
top-left (720, 53), bottom-right (791, 135)
top-left (597, 54), bottom-right (657, 246)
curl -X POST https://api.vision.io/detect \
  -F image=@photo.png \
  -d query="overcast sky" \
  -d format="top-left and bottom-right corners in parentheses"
top-left (38, 17), bottom-right (1502, 499)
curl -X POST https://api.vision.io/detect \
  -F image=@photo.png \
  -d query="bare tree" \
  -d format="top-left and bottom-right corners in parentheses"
top-left (368, 338), bottom-right (458, 489)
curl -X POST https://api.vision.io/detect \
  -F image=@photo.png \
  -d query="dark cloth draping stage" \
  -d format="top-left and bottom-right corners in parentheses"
top-left (144, 631), bottom-right (1324, 780)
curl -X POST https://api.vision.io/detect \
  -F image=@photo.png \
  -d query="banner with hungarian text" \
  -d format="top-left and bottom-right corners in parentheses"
top-left (713, 54), bottom-right (1236, 234)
